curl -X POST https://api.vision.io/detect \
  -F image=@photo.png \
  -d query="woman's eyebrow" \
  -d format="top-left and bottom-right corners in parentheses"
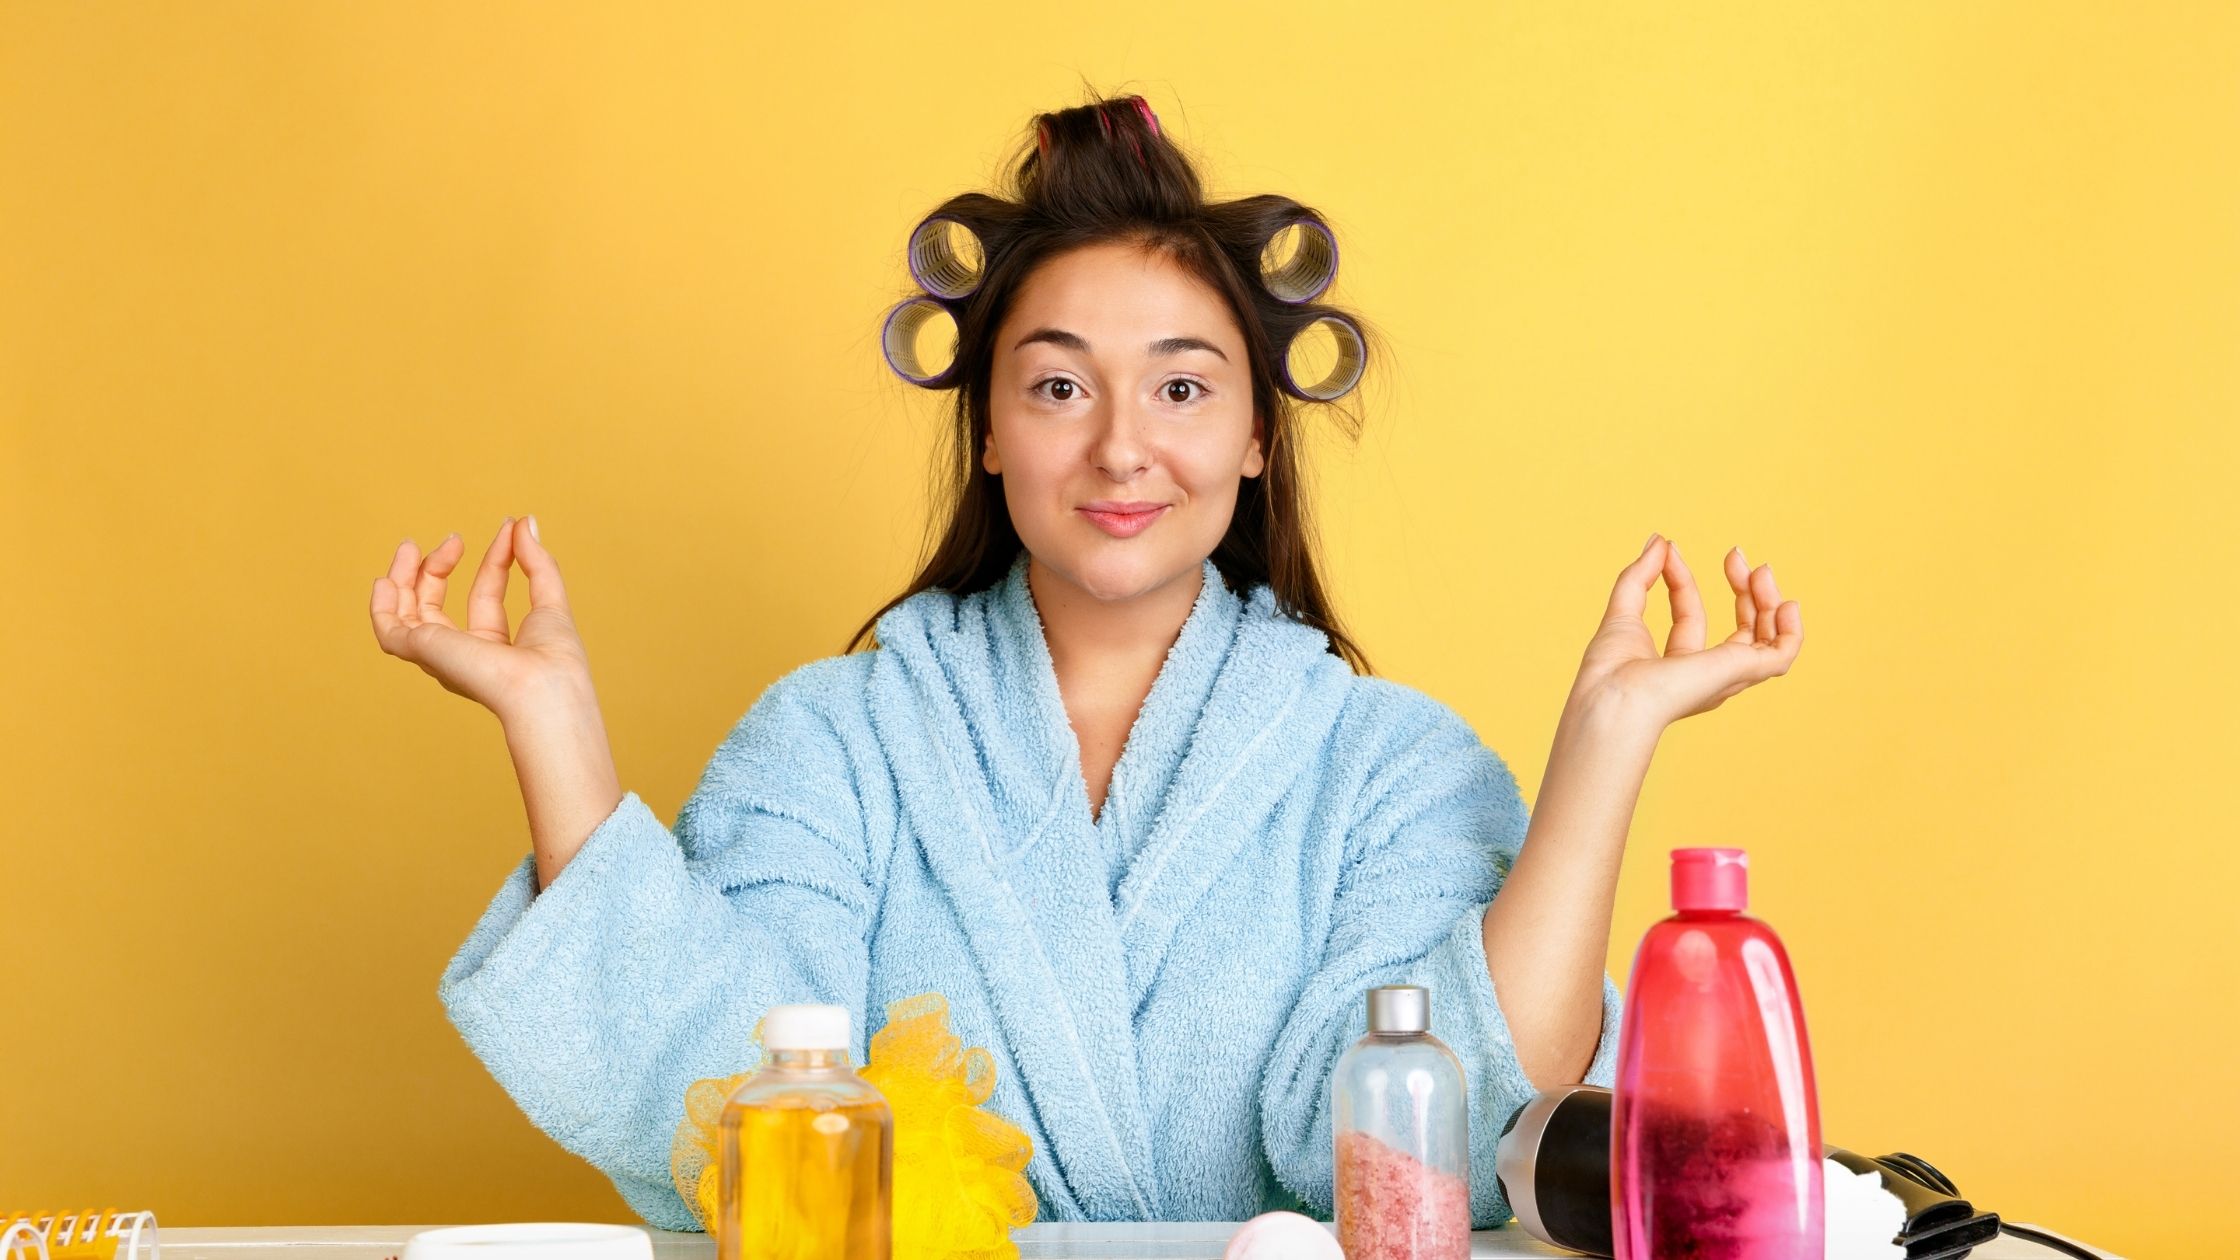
top-left (1149, 335), bottom-right (1228, 361)
top-left (1013, 327), bottom-right (1229, 362)
top-left (1013, 328), bottom-right (1091, 353)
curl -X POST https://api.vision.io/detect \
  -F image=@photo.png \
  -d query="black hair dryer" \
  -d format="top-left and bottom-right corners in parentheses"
top-left (1493, 1085), bottom-right (2002, 1260)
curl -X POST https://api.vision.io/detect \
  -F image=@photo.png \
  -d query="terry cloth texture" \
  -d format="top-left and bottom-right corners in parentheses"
top-left (439, 552), bottom-right (1624, 1229)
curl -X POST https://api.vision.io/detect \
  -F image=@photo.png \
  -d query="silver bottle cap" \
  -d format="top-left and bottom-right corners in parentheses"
top-left (1366, 984), bottom-right (1430, 1034)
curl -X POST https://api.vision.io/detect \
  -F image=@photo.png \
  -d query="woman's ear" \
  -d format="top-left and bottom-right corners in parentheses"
top-left (1241, 413), bottom-right (1267, 479)
top-left (981, 430), bottom-right (1003, 476)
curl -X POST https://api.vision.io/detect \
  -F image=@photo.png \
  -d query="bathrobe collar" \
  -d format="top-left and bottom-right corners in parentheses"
top-left (867, 550), bottom-right (1353, 1220)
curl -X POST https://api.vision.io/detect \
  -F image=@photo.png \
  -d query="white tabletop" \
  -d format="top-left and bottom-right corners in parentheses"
top-left (151, 1220), bottom-right (2121, 1259)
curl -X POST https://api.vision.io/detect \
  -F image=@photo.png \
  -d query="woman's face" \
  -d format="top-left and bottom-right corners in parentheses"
top-left (984, 240), bottom-right (1264, 606)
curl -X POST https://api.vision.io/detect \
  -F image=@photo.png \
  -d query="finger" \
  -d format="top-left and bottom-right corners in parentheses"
top-left (401, 617), bottom-right (507, 700)
top-left (467, 516), bottom-right (516, 640)
top-left (1739, 600), bottom-right (1804, 683)
top-left (414, 533), bottom-right (465, 630)
top-left (1656, 635), bottom-right (1795, 705)
top-left (1724, 546), bottom-right (1755, 643)
top-left (1751, 563), bottom-right (1780, 645)
top-left (1662, 540), bottom-right (1706, 656)
top-left (1762, 564), bottom-right (1789, 646)
top-left (390, 539), bottom-right (423, 626)
top-left (370, 577), bottom-right (410, 656)
top-left (511, 514), bottom-right (572, 616)
top-left (1770, 598), bottom-right (1803, 660)
top-left (1602, 534), bottom-right (1670, 626)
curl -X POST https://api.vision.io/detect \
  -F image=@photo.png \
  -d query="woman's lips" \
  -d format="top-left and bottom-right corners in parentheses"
top-left (1078, 503), bottom-right (1171, 538)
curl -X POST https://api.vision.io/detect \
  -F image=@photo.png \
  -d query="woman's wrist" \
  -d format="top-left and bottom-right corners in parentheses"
top-left (496, 663), bottom-right (604, 735)
top-left (1557, 681), bottom-right (1666, 754)
top-left (1523, 684), bottom-right (1662, 869)
top-left (498, 671), bottom-right (624, 892)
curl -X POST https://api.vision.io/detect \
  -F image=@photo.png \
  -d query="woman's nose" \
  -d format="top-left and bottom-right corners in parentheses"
top-left (1089, 401), bottom-right (1151, 479)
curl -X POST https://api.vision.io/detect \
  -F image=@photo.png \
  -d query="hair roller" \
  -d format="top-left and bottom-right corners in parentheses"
top-left (1279, 311), bottom-right (1367, 402)
top-left (1258, 215), bottom-right (1339, 304)
top-left (882, 296), bottom-right (962, 389)
top-left (907, 214), bottom-right (986, 301)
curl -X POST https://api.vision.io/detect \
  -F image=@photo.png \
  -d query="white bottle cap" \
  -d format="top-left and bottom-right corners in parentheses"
top-left (763, 1003), bottom-right (850, 1051)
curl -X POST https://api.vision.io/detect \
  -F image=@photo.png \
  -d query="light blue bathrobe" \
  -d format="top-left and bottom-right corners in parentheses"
top-left (439, 552), bottom-right (1623, 1231)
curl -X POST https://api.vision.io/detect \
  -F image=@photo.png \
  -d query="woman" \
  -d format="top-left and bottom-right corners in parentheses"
top-left (367, 94), bottom-right (1802, 1232)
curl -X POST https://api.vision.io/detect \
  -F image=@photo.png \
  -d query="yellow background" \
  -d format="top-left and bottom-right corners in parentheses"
top-left (2, 3), bottom-right (2233, 1257)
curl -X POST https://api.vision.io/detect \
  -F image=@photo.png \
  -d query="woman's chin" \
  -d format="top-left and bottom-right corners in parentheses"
top-left (1041, 545), bottom-right (1202, 607)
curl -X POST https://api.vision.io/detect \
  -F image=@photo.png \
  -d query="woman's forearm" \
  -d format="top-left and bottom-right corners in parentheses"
top-left (501, 674), bottom-right (625, 893)
top-left (1481, 690), bottom-right (1662, 1090)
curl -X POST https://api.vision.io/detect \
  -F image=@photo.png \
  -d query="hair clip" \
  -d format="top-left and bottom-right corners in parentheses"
top-left (1128, 95), bottom-right (1161, 137)
top-left (906, 214), bottom-right (985, 300)
top-left (882, 296), bottom-right (960, 389)
top-left (1280, 312), bottom-right (1367, 402)
top-left (1259, 216), bottom-right (1338, 304)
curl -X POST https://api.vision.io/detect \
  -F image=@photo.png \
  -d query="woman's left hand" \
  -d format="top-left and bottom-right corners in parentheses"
top-left (1569, 533), bottom-right (1803, 730)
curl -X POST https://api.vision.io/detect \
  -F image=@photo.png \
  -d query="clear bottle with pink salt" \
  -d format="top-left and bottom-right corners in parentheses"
top-left (1331, 984), bottom-right (1472, 1260)
top-left (1612, 847), bottom-right (1824, 1260)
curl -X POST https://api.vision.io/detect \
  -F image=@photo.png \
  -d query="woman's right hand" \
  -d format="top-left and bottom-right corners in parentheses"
top-left (368, 515), bottom-right (593, 727)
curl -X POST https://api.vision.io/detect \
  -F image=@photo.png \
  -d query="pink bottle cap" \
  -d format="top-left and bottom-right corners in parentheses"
top-left (1671, 847), bottom-right (1748, 912)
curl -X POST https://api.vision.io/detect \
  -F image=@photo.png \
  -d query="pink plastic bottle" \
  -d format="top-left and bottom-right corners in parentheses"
top-left (1611, 848), bottom-right (1822, 1260)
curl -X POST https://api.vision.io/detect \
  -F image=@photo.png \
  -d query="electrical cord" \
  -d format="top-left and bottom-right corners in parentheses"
top-left (1996, 1221), bottom-right (2116, 1260)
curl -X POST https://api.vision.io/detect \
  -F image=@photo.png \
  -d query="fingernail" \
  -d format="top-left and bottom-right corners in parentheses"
top-left (529, 514), bottom-right (541, 543)
top-left (1644, 532), bottom-right (1660, 551)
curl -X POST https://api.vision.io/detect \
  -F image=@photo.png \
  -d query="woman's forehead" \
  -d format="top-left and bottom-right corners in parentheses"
top-left (1000, 242), bottom-right (1240, 354)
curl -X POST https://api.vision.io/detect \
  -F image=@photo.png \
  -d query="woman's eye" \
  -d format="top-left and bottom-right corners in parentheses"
top-left (1033, 377), bottom-right (1206, 405)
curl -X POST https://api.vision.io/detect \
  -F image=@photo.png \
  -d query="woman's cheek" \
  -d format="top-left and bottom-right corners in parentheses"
top-left (1031, 452), bottom-right (1087, 540)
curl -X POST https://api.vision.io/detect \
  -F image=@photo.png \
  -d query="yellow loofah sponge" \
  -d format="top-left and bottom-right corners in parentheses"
top-left (670, 992), bottom-right (1039, 1260)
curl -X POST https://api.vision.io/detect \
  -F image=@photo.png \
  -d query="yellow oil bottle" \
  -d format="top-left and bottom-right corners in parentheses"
top-left (719, 1004), bottom-right (894, 1260)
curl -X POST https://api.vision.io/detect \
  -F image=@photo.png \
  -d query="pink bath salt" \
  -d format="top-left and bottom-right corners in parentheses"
top-left (1334, 1128), bottom-right (1471, 1260)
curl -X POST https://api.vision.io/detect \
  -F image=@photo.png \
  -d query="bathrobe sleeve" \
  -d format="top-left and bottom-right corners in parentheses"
top-left (436, 658), bottom-right (883, 1230)
top-left (1258, 690), bottom-right (1625, 1229)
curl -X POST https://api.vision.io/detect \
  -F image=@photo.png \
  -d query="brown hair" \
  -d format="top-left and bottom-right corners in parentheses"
top-left (848, 92), bottom-right (1377, 673)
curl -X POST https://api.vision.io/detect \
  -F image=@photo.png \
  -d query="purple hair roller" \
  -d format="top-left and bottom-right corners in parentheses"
top-left (907, 214), bottom-right (985, 301)
top-left (1260, 217), bottom-right (1338, 304)
top-left (1280, 312), bottom-right (1366, 402)
top-left (882, 296), bottom-right (960, 388)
